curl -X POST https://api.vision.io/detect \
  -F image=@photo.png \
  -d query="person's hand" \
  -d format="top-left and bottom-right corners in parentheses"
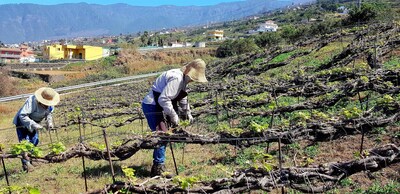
top-left (32, 123), bottom-right (43, 132)
top-left (170, 114), bottom-right (179, 127)
top-left (187, 114), bottom-right (194, 123)
top-left (48, 122), bottom-right (54, 130)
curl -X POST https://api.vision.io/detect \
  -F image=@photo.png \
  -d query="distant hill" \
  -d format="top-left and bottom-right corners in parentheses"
top-left (0, 0), bottom-right (313, 43)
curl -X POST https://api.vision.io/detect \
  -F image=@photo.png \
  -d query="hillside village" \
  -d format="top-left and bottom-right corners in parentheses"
top-left (0, 1), bottom-right (355, 66)
top-left (0, 9), bottom-right (290, 65)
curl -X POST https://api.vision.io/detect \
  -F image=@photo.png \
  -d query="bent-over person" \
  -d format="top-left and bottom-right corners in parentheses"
top-left (142, 59), bottom-right (208, 177)
top-left (13, 87), bottom-right (60, 172)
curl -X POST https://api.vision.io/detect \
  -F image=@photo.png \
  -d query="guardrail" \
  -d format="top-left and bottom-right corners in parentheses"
top-left (0, 72), bottom-right (160, 103)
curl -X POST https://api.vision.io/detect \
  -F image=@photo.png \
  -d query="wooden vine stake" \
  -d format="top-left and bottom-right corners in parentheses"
top-left (138, 96), bottom-right (144, 133)
top-left (0, 146), bottom-right (11, 194)
top-left (360, 125), bottom-right (365, 154)
top-left (267, 84), bottom-right (278, 153)
top-left (353, 57), bottom-right (366, 155)
top-left (223, 91), bottom-right (231, 128)
top-left (102, 129), bottom-right (116, 183)
top-left (82, 110), bottom-right (86, 138)
top-left (278, 136), bottom-right (284, 194)
top-left (215, 90), bottom-right (219, 128)
top-left (169, 142), bottom-right (179, 175)
top-left (78, 116), bottom-right (88, 192)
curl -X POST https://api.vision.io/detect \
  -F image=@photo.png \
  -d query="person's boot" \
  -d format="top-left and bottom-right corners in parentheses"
top-left (30, 160), bottom-right (40, 167)
top-left (22, 161), bottom-right (34, 172)
top-left (21, 152), bottom-right (34, 172)
top-left (150, 163), bottom-right (173, 178)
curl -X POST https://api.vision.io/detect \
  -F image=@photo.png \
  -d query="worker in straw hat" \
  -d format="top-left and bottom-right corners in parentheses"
top-left (13, 87), bottom-right (60, 172)
top-left (142, 58), bottom-right (208, 177)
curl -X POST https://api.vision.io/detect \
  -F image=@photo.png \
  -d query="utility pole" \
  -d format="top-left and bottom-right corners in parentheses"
top-left (357, 0), bottom-right (362, 10)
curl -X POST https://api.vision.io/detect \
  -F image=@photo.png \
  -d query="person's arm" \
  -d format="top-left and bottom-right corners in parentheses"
top-left (18, 97), bottom-right (43, 132)
top-left (158, 77), bottom-right (181, 122)
top-left (179, 97), bottom-right (194, 122)
top-left (179, 96), bottom-right (190, 114)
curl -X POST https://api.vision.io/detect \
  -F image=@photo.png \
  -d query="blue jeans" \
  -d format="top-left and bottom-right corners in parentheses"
top-left (142, 103), bottom-right (166, 164)
top-left (16, 126), bottom-right (39, 165)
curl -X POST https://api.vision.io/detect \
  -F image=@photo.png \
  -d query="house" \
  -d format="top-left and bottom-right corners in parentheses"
top-left (44, 44), bottom-right (64, 60)
top-left (19, 45), bottom-right (36, 63)
top-left (207, 30), bottom-right (224, 40)
top-left (256, 20), bottom-right (278, 32)
top-left (338, 6), bottom-right (349, 15)
top-left (102, 48), bottom-right (110, 57)
top-left (183, 42), bottom-right (193, 47)
top-left (195, 42), bottom-right (206, 48)
top-left (171, 43), bottom-right (184, 48)
top-left (0, 45), bottom-right (35, 64)
top-left (44, 44), bottom-right (103, 61)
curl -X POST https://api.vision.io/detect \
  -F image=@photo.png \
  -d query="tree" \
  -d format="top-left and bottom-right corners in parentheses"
top-left (317, 0), bottom-right (338, 11)
top-left (216, 38), bottom-right (259, 58)
top-left (235, 38), bottom-right (259, 54)
top-left (140, 31), bottom-right (149, 47)
top-left (216, 40), bottom-right (235, 57)
top-left (255, 32), bottom-right (282, 48)
top-left (345, 2), bottom-right (390, 24)
top-left (280, 25), bottom-right (302, 44)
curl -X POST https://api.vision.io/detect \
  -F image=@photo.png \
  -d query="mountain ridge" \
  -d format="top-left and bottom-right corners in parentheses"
top-left (0, 0), bottom-right (314, 43)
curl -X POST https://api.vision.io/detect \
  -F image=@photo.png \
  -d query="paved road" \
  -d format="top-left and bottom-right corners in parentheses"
top-left (0, 72), bottom-right (160, 103)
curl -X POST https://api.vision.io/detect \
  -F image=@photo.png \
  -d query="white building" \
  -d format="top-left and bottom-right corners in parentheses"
top-left (195, 42), bottom-right (206, 48)
top-left (256, 20), bottom-right (278, 32)
top-left (102, 48), bottom-right (110, 57)
top-left (171, 43), bottom-right (184, 48)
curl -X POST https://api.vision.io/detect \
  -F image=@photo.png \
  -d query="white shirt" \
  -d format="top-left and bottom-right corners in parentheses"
top-left (13, 95), bottom-right (54, 132)
top-left (142, 69), bottom-right (190, 117)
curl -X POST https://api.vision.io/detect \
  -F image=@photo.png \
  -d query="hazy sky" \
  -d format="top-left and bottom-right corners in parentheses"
top-left (0, 0), bottom-right (245, 6)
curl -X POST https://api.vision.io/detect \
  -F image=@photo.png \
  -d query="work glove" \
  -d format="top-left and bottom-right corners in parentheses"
top-left (47, 122), bottom-right (54, 130)
top-left (31, 123), bottom-right (43, 133)
top-left (170, 114), bottom-right (179, 128)
top-left (179, 108), bottom-right (194, 124)
top-left (187, 114), bottom-right (194, 124)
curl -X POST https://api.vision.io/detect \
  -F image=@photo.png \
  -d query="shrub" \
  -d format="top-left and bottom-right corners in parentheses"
top-left (345, 2), bottom-right (390, 24)
top-left (0, 70), bottom-right (20, 97)
top-left (254, 32), bottom-right (282, 48)
top-left (216, 38), bottom-right (259, 57)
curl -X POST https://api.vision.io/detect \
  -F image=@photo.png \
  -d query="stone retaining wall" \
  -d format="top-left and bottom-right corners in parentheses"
top-left (5, 63), bottom-right (67, 70)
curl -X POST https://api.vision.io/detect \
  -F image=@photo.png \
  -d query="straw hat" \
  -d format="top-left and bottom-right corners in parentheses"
top-left (181, 59), bottom-right (208, 83)
top-left (34, 87), bottom-right (60, 106)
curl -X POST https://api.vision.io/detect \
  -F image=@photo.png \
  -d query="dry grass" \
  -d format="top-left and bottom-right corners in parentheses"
top-left (0, 70), bottom-right (23, 97)
top-left (0, 70), bottom-right (48, 97)
top-left (116, 47), bottom-right (216, 74)
top-left (0, 100), bottom-right (24, 129)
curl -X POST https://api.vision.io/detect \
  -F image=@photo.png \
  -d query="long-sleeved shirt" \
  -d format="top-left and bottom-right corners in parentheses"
top-left (13, 95), bottom-right (54, 132)
top-left (142, 69), bottom-right (190, 117)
